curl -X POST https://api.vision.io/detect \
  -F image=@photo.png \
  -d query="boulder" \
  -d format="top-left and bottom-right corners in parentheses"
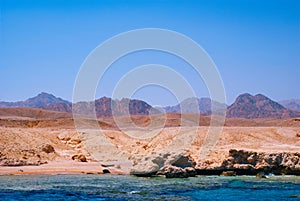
top-left (164, 165), bottom-right (188, 178)
top-left (40, 144), bottom-right (55, 154)
top-left (233, 164), bottom-right (254, 170)
top-left (130, 162), bottom-right (159, 177)
top-left (103, 169), bottom-right (111, 174)
top-left (72, 154), bottom-right (87, 162)
top-left (256, 172), bottom-right (268, 178)
top-left (185, 167), bottom-right (197, 177)
top-left (57, 133), bottom-right (71, 142)
top-left (220, 171), bottom-right (236, 176)
top-left (68, 139), bottom-right (82, 145)
top-left (163, 165), bottom-right (197, 178)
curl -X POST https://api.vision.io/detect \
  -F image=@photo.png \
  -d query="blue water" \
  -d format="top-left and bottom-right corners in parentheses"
top-left (0, 175), bottom-right (299, 200)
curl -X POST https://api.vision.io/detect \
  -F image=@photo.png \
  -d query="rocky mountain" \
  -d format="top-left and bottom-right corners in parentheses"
top-left (41, 102), bottom-right (72, 113)
top-left (73, 97), bottom-right (159, 118)
top-left (279, 99), bottom-right (300, 112)
top-left (164, 97), bottom-right (226, 115)
top-left (0, 93), bottom-right (159, 118)
top-left (0, 92), bottom-right (71, 108)
top-left (227, 93), bottom-right (299, 118)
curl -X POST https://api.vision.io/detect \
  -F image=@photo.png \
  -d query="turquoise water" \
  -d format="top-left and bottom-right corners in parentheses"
top-left (0, 175), bottom-right (299, 200)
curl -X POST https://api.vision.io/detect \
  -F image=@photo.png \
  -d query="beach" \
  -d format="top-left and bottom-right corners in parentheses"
top-left (0, 161), bottom-right (130, 175)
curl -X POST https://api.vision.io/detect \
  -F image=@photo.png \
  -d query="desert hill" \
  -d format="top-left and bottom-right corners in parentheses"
top-left (0, 107), bottom-right (72, 119)
top-left (1, 107), bottom-right (300, 129)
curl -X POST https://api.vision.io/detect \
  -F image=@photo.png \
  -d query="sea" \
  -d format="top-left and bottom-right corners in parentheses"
top-left (0, 175), bottom-right (299, 200)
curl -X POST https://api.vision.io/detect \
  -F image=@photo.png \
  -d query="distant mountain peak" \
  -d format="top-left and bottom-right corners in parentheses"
top-left (27, 92), bottom-right (55, 100)
top-left (227, 93), bottom-right (296, 118)
top-left (25, 92), bottom-right (70, 107)
top-left (35, 92), bottom-right (57, 99)
top-left (164, 97), bottom-right (227, 115)
top-left (239, 93), bottom-right (252, 97)
top-left (0, 92), bottom-right (70, 109)
top-left (38, 92), bottom-right (53, 96)
top-left (279, 99), bottom-right (300, 112)
top-left (235, 93), bottom-right (255, 103)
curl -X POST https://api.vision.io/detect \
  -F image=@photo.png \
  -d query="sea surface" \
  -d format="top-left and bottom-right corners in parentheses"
top-left (0, 174), bottom-right (299, 200)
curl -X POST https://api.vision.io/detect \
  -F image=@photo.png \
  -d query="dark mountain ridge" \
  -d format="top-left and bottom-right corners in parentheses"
top-left (227, 93), bottom-right (299, 119)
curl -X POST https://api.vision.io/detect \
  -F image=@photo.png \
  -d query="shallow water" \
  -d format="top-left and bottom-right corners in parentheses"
top-left (0, 175), bottom-right (299, 200)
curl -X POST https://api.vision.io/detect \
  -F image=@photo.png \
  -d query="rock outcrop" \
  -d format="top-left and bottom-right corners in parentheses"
top-left (57, 133), bottom-right (92, 162)
top-left (222, 149), bottom-right (300, 175)
top-left (162, 165), bottom-right (197, 178)
top-left (197, 149), bottom-right (300, 175)
top-left (0, 147), bottom-right (49, 166)
top-left (130, 152), bottom-right (197, 178)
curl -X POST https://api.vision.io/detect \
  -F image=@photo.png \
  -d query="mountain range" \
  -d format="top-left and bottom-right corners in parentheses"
top-left (0, 92), bottom-right (299, 119)
top-left (0, 93), bottom-right (156, 118)
top-left (72, 97), bottom-right (157, 117)
top-left (279, 99), bottom-right (300, 112)
top-left (164, 97), bottom-right (227, 115)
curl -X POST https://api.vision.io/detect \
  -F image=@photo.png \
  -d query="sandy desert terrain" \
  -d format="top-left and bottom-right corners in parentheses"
top-left (0, 108), bottom-right (299, 175)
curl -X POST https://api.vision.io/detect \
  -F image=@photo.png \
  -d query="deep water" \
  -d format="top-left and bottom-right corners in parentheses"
top-left (0, 174), bottom-right (299, 200)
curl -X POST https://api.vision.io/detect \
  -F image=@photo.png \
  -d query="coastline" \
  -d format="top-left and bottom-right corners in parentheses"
top-left (1, 149), bottom-right (300, 177)
top-left (1, 114), bottom-right (299, 178)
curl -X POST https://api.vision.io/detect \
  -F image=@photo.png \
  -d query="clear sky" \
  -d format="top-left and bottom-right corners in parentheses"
top-left (0, 0), bottom-right (299, 106)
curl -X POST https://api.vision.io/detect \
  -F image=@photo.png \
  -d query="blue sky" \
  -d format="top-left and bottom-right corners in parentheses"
top-left (0, 0), bottom-right (299, 106)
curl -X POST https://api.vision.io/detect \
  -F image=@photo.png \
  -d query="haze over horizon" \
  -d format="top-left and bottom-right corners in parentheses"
top-left (1, 0), bottom-right (299, 106)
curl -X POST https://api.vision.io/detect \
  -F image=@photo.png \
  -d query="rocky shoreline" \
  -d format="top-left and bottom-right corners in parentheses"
top-left (130, 149), bottom-right (300, 178)
top-left (219, 149), bottom-right (300, 176)
top-left (1, 149), bottom-right (299, 177)
top-left (1, 124), bottom-right (299, 177)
